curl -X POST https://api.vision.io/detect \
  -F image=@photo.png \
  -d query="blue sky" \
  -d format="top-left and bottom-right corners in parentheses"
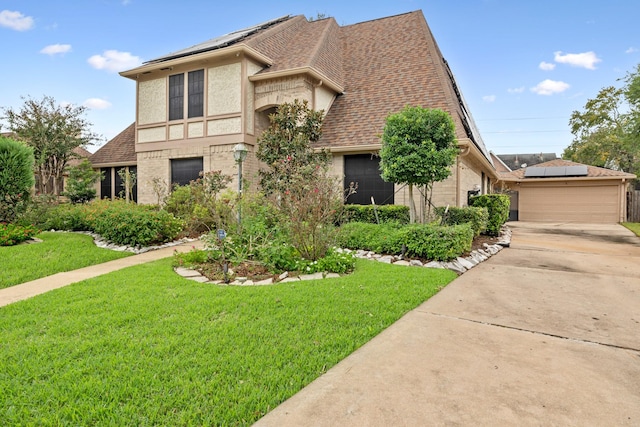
top-left (1, 0), bottom-right (638, 156)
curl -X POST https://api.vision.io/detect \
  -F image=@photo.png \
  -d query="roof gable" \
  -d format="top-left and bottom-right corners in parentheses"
top-left (89, 123), bottom-right (136, 166)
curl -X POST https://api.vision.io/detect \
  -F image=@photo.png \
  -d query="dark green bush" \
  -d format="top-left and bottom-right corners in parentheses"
top-left (435, 206), bottom-right (488, 236)
top-left (0, 136), bottom-right (35, 223)
top-left (335, 222), bottom-right (405, 254)
top-left (336, 222), bottom-right (472, 261)
top-left (93, 202), bottom-right (184, 247)
top-left (341, 204), bottom-right (410, 224)
top-left (469, 194), bottom-right (510, 236)
top-left (399, 223), bottom-right (473, 261)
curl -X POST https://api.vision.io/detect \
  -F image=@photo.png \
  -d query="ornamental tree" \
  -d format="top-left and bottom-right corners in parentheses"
top-left (380, 106), bottom-right (458, 223)
top-left (2, 95), bottom-right (100, 196)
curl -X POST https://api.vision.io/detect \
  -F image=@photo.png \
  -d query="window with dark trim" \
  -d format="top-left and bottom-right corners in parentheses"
top-left (171, 157), bottom-right (203, 187)
top-left (169, 70), bottom-right (204, 121)
top-left (100, 168), bottom-right (111, 199)
top-left (344, 154), bottom-right (394, 205)
top-left (169, 74), bottom-right (184, 121)
top-left (188, 70), bottom-right (204, 118)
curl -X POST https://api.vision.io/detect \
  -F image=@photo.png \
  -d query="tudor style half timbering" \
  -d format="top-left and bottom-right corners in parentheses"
top-left (92, 11), bottom-right (497, 211)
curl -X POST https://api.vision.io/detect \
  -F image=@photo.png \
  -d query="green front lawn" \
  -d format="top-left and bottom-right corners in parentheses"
top-left (622, 222), bottom-right (640, 237)
top-left (0, 258), bottom-right (456, 425)
top-left (0, 232), bottom-right (132, 289)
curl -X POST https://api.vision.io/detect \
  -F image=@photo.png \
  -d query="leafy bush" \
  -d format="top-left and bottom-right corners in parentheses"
top-left (341, 204), bottom-right (410, 224)
top-left (0, 136), bottom-right (35, 223)
top-left (435, 206), bottom-right (488, 236)
top-left (165, 171), bottom-right (233, 236)
top-left (336, 221), bottom-right (473, 261)
top-left (294, 248), bottom-right (356, 274)
top-left (335, 222), bottom-right (405, 254)
top-left (399, 223), bottom-right (473, 261)
top-left (93, 201), bottom-right (184, 247)
top-left (0, 223), bottom-right (38, 246)
top-left (469, 194), bottom-right (510, 236)
top-left (63, 159), bottom-right (102, 204)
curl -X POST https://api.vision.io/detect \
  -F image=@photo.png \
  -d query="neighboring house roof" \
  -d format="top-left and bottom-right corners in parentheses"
top-left (502, 159), bottom-right (636, 181)
top-left (89, 123), bottom-right (136, 166)
top-left (497, 153), bottom-right (558, 171)
top-left (490, 151), bottom-right (513, 174)
top-left (67, 146), bottom-right (93, 168)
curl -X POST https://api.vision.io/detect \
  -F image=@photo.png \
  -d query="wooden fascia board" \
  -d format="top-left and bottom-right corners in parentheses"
top-left (458, 138), bottom-right (499, 180)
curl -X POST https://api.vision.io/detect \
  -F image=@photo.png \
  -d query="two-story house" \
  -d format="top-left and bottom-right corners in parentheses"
top-left (91, 10), bottom-right (498, 213)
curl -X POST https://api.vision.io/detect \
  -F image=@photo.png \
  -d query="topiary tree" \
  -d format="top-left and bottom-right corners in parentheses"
top-left (63, 159), bottom-right (102, 204)
top-left (469, 194), bottom-right (510, 236)
top-left (0, 136), bottom-right (35, 223)
top-left (380, 106), bottom-right (458, 223)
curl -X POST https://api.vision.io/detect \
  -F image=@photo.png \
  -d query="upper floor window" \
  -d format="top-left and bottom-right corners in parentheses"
top-left (168, 69), bottom-right (204, 121)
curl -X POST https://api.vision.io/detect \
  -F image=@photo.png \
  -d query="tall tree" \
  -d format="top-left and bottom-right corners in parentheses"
top-left (2, 95), bottom-right (100, 195)
top-left (0, 136), bottom-right (35, 222)
top-left (563, 63), bottom-right (640, 178)
top-left (380, 106), bottom-right (458, 223)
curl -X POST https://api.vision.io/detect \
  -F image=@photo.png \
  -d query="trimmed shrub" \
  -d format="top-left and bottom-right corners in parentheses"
top-left (399, 223), bottom-right (473, 261)
top-left (336, 221), bottom-right (473, 261)
top-left (335, 222), bottom-right (405, 254)
top-left (341, 204), bottom-right (410, 224)
top-left (435, 206), bottom-right (488, 236)
top-left (0, 136), bottom-right (35, 223)
top-left (93, 201), bottom-right (184, 247)
top-left (469, 194), bottom-right (510, 236)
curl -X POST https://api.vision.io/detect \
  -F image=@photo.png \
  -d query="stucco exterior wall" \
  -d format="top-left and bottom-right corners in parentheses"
top-left (138, 78), bottom-right (166, 125)
top-left (246, 61), bottom-right (264, 135)
top-left (208, 63), bottom-right (242, 116)
top-left (315, 85), bottom-right (335, 114)
top-left (138, 126), bottom-right (166, 143)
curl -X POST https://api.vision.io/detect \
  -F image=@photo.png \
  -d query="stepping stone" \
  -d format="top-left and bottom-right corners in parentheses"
top-left (174, 267), bottom-right (202, 278)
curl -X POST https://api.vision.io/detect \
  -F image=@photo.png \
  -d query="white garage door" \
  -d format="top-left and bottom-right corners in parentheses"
top-left (519, 184), bottom-right (620, 223)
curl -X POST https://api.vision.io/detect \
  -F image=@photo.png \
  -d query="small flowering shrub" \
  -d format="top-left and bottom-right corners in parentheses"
top-left (0, 223), bottom-right (38, 246)
top-left (294, 248), bottom-right (356, 274)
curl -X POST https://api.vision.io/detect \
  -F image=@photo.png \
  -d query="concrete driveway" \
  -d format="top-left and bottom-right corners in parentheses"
top-left (255, 222), bottom-right (640, 426)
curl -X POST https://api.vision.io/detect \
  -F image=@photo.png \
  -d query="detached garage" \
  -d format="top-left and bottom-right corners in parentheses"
top-left (501, 159), bottom-right (636, 223)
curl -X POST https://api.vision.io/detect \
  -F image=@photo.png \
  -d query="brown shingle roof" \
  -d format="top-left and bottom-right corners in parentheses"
top-left (505, 159), bottom-right (636, 180)
top-left (89, 123), bottom-right (136, 166)
top-left (317, 10), bottom-right (490, 162)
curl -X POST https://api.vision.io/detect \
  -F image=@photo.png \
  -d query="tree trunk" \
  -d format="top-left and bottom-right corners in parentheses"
top-left (408, 184), bottom-right (416, 224)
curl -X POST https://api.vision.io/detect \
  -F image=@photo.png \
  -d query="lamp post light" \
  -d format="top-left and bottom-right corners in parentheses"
top-left (232, 143), bottom-right (248, 228)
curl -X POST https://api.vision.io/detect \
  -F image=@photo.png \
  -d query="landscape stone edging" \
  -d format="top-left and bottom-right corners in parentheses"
top-left (48, 230), bottom-right (202, 254)
top-left (173, 226), bottom-right (512, 285)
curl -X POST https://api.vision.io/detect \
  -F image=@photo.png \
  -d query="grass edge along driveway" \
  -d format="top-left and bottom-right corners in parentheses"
top-left (0, 258), bottom-right (456, 425)
top-left (0, 232), bottom-right (133, 289)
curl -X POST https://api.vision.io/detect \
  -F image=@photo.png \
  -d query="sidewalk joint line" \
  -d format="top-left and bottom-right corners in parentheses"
top-left (425, 312), bottom-right (640, 353)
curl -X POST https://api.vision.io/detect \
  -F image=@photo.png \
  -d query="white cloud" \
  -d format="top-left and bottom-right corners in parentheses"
top-left (0, 10), bottom-right (34, 31)
top-left (539, 61), bottom-right (556, 71)
top-left (83, 98), bottom-right (112, 110)
top-left (530, 79), bottom-right (570, 96)
top-left (626, 47), bottom-right (638, 54)
top-left (553, 51), bottom-right (601, 70)
top-left (482, 95), bottom-right (496, 103)
top-left (40, 44), bottom-right (72, 56)
top-left (508, 87), bottom-right (525, 94)
top-left (87, 50), bottom-right (142, 72)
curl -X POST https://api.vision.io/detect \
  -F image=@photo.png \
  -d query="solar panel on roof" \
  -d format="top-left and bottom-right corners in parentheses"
top-left (524, 167), bottom-right (546, 177)
top-left (524, 165), bottom-right (589, 178)
top-left (564, 165), bottom-right (588, 176)
top-left (144, 15), bottom-right (290, 64)
top-left (542, 166), bottom-right (566, 177)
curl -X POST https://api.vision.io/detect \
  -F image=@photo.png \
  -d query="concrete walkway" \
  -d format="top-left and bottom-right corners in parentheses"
top-left (255, 222), bottom-right (640, 426)
top-left (0, 240), bottom-right (204, 307)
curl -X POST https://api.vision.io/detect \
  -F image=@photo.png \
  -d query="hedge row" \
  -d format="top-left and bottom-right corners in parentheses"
top-left (435, 206), bottom-right (488, 237)
top-left (341, 204), bottom-right (410, 224)
top-left (41, 200), bottom-right (184, 247)
top-left (335, 221), bottom-right (473, 261)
